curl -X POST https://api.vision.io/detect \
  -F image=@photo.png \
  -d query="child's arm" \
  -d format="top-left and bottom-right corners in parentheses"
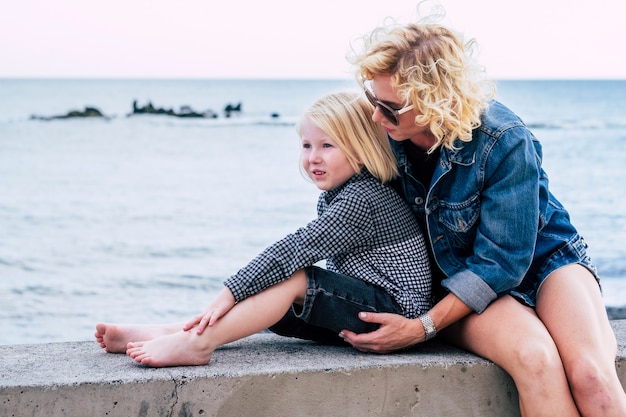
top-left (183, 287), bottom-right (236, 335)
top-left (225, 192), bottom-right (373, 303)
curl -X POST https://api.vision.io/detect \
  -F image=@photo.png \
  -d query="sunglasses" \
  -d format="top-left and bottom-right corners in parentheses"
top-left (363, 80), bottom-right (414, 126)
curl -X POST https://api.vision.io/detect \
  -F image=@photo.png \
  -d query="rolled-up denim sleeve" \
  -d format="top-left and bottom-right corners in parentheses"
top-left (441, 269), bottom-right (497, 313)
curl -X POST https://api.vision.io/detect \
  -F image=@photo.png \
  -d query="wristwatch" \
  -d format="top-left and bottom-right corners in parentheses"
top-left (418, 313), bottom-right (437, 341)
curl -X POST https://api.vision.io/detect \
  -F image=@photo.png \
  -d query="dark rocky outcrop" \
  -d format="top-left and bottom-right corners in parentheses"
top-left (30, 106), bottom-right (108, 120)
top-left (224, 102), bottom-right (242, 118)
top-left (130, 100), bottom-right (218, 118)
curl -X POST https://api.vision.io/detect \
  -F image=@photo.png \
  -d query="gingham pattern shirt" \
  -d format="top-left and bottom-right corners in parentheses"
top-left (224, 170), bottom-right (432, 318)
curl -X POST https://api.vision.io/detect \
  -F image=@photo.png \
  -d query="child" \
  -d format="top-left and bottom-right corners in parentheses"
top-left (95, 91), bottom-right (432, 367)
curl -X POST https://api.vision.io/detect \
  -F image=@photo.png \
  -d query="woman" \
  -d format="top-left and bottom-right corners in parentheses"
top-left (338, 21), bottom-right (626, 416)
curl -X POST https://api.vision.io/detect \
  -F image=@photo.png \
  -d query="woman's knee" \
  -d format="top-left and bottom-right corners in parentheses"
top-left (508, 334), bottom-right (564, 379)
top-left (565, 352), bottom-right (619, 397)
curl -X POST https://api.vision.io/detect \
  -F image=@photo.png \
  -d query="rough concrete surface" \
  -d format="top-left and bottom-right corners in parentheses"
top-left (1, 320), bottom-right (625, 417)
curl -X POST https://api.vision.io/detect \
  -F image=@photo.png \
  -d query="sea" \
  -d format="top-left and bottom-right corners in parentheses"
top-left (1, 78), bottom-right (625, 346)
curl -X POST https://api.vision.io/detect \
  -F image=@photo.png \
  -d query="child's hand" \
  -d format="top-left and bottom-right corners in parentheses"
top-left (183, 288), bottom-right (236, 335)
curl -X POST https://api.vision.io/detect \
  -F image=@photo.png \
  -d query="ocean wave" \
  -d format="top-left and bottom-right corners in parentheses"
top-left (6, 114), bottom-right (624, 131)
top-left (99, 244), bottom-right (213, 259)
top-left (1, 113), bottom-right (300, 126)
top-left (0, 258), bottom-right (37, 272)
top-left (599, 259), bottom-right (626, 280)
top-left (128, 114), bottom-right (299, 128)
top-left (10, 284), bottom-right (63, 296)
top-left (526, 120), bottom-right (626, 130)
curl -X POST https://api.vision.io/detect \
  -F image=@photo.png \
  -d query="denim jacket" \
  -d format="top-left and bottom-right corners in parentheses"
top-left (390, 100), bottom-right (579, 313)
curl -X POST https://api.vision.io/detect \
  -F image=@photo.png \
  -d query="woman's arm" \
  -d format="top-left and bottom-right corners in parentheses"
top-left (343, 127), bottom-right (543, 352)
top-left (439, 126), bottom-right (541, 313)
top-left (340, 292), bottom-right (472, 352)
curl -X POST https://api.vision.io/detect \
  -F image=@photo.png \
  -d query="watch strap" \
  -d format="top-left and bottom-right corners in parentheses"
top-left (418, 312), bottom-right (437, 341)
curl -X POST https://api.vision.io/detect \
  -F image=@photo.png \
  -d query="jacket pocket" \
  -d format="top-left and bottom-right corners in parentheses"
top-left (436, 196), bottom-right (480, 249)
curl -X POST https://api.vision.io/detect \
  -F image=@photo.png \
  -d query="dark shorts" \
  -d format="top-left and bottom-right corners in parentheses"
top-left (268, 266), bottom-right (402, 345)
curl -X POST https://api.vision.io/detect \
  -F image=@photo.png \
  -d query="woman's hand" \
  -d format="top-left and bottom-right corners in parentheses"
top-left (183, 288), bottom-right (236, 335)
top-left (339, 312), bottom-right (424, 353)
top-left (341, 294), bottom-right (473, 353)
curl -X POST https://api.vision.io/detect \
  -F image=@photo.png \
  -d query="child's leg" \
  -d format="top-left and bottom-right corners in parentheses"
top-left (278, 266), bottom-right (403, 335)
top-left (126, 270), bottom-right (308, 367)
top-left (95, 322), bottom-right (186, 353)
top-left (269, 267), bottom-right (404, 346)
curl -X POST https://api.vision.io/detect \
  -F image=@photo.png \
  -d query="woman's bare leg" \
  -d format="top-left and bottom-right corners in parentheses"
top-left (441, 295), bottom-right (580, 417)
top-left (95, 322), bottom-right (185, 353)
top-left (536, 264), bottom-right (626, 417)
top-left (126, 270), bottom-right (308, 367)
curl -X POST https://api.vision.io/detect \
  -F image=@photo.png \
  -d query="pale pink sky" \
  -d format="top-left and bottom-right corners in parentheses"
top-left (1, 0), bottom-right (623, 79)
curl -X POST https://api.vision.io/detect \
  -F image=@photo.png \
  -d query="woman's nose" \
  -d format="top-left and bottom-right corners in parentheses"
top-left (371, 106), bottom-right (384, 123)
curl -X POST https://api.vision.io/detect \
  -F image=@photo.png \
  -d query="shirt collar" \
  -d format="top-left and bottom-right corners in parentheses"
top-left (322, 169), bottom-right (372, 205)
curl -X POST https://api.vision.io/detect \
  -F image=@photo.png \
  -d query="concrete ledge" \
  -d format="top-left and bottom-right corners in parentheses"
top-left (1, 320), bottom-right (625, 417)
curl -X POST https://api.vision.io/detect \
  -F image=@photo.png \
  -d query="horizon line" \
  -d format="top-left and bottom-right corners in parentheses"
top-left (1, 76), bottom-right (625, 82)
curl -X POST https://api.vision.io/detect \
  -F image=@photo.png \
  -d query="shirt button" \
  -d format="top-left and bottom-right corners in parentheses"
top-left (414, 197), bottom-right (424, 205)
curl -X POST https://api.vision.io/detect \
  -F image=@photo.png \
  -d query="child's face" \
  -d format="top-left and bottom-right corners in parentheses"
top-left (300, 116), bottom-right (359, 191)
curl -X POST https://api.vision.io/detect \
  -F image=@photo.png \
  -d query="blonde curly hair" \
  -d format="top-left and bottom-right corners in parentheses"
top-left (350, 21), bottom-right (495, 153)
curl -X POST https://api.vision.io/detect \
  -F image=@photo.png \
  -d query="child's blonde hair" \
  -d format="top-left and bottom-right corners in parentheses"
top-left (297, 91), bottom-right (398, 183)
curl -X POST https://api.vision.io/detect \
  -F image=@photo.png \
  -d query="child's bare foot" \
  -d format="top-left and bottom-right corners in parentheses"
top-left (94, 323), bottom-right (184, 353)
top-left (126, 330), bottom-right (214, 367)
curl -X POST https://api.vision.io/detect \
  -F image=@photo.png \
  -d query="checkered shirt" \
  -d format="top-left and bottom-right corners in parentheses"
top-left (223, 170), bottom-right (432, 318)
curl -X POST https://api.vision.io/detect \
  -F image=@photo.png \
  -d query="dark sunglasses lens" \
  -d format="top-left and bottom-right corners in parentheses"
top-left (364, 85), bottom-right (400, 125)
top-left (379, 106), bottom-right (399, 125)
top-left (364, 89), bottom-right (378, 107)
